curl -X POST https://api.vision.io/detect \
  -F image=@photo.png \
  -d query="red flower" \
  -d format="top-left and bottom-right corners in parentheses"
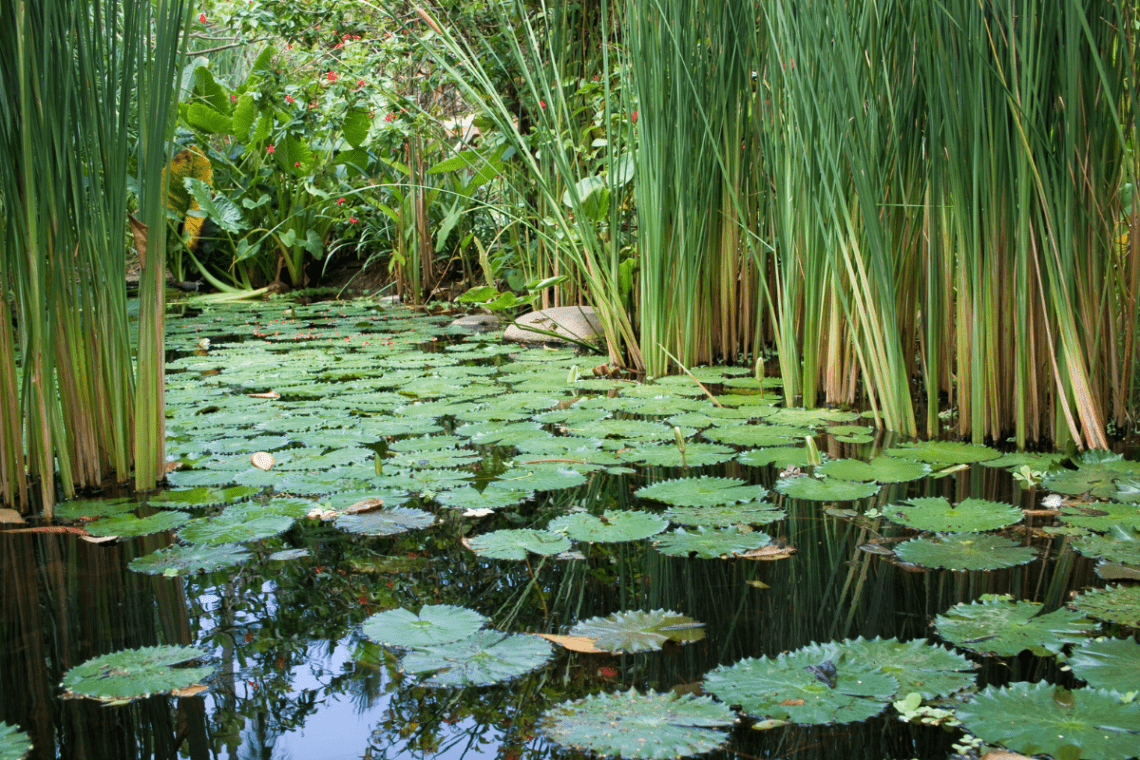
top-left (357, 79), bottom-right (366, 88)
top-left (539, 100), bottom-right (547, 110)
top-left (631, 110), bottom-right (638, 124)
top-left (336, 197), bottom-right (345, 206)
top-left (384, 113), bottom-right (396, 122)
top-left (294, 161), bottom-right (301, 168)
top-left (326, 71), bottom-right (338, 83)
top-left (598, 667), bottom-right (618, 678)
top-left (197, 12), bottom-right (207, 23)
top-left (266, 145), bottom-right (275, 154)
top-left (287, 44), bottom-right (293, 50)
top-left (285, 94), bottom-right (295, 104)
top-left (229, 94), bottom-right (237, 103)
top-left (348, 216), bottom-right (358, 224)
top-left (333, 42), bottom-right (343, 50)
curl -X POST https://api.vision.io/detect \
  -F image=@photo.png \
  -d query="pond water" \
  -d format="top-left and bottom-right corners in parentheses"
top-left (2, 299), bottom-right (1138, 760)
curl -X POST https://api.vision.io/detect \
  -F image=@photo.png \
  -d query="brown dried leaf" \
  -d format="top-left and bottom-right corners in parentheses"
top-left (778, 699), bottom-right (805, 706)
top-left (164, 460), bottom-right (184, 474)
top-left (534, 633), bottom-right (604, 654)
top-left (0, 508), bottom-right (25, 524)
top-left (343, 498), bottom-right (384, 514)
top-left (737, 545), bottom-right (796, 561)
top-left (171, 683), bottom-right (209, 698)
top-left (248, 391), bottom-right (281, 400)
top-left (251, 452), bottom-right (275, 471)
top-left (79, 535), bottom-right (119, 545)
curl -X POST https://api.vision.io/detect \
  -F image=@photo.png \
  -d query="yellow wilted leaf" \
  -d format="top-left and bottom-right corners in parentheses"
top-left (162, 146), bottom-right (213, 251)
top-left (534, 633), bottom-right (604, 654)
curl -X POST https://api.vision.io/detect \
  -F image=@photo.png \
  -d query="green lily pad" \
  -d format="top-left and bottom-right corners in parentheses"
top-left (400, 630), bottom-right (553, 687)
top-left (0, 722), bottom-right (32, 760)
top-left (147, 485), bottom-right (260, 509)
top-left (884, 441), bottom-right (1001, 465)
top-left (1044, 451), bottom-right (1140, 498)
top-left (268, 548), bottom-right (310, 561)
top-left (839, 638), bottom-right (976, 700)
top-left (568, 610), bottom-right (705, 653)
top-left (883, 497), bottom-right (1022, 533)
top-left (956, 682), bottom-right (1140, 760)
top-left (61, 646), bottom-right (213, 702)
top-left (663, 501), bottom-right (784, 527)
top-left (334, 507), bottom-right (434, 536)
top-left (361, 605), bottom-right (487, 649)
top-left (702, 424), bottom-right (810, 447)
top-left (1060, 502), bottom-right (1140, 533)
top-left (617, 442), bottom-right (735, 468)
top-left (1071, 584), bottom-right (1140, 628)
top-left (493, 466), bottom-right (588, 492)
top-left (540, 689), bottom-right (735, 760)
top-left (704, 644), bottom-right (898, 724)
top-left (1072, 525), bottom-right (1140, 565)
top-left (179, 512), bottom-right (295, 544)
top-left (547, 510), bottom-right (668, 543)
top-left (1068, 637), bottom-right (1140, 692)
top-left (653, 526), bottom-right (772, 559)
top-left (466, 529), bottom-right (572, 560)
top-left (434, 486), bottom-right (533, 511)
top-left (85, 510), bottom-right (191, 538)
top-left (737, 447), bottom-right (813, 469)
top-left (635, 476), bottom-right (765, 508)
top-left (932, 598), bottom-right (1097, 657)
top-left (128, 543), bottom-right (251, 576)
top-left (774, 477), bottom-right (880, 501)
top-left (55, 497), bottom-right (135, 520)
top-left (894, 534), bottom-right (1037, 571)
top-left (816, 457), bottom-right (931, 483)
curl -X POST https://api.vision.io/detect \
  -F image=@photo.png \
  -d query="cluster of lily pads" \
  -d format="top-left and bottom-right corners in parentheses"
top-left (43, 299), bottom-right (1140, 760)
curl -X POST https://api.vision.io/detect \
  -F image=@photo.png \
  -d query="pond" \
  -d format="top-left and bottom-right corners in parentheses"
top-left (2, 299), bottom-right (1139, 760)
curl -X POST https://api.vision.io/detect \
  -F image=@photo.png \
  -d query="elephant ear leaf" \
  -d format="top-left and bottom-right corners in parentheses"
top-left (342, 109), bottom-right (371, 149)
top-left (184, 178), bottom-right (245, 234)
top-left (185, 102), bottom-right (233, 135)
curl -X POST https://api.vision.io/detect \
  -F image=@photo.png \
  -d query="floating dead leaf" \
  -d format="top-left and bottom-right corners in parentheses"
top-left (778, 699), bottom-right (805, 706)
top-left (164, 460), bottom-right (184, 474)
top-left (463, 508), bottom-right (495, 518)
top-left (459, 536), bottom-right (474, 552)
top-left (1021, 509), bottom-right (1060, 517)
top-left (981, 753), bottom-right (1034, 760)
top-left (79, 535), bottom-right (119, 545)
top-left (343, 498), bottom-right (383, 514)
top-left (171, 683), bottom-right (209, 698)
top-left (0, 508), bottom-right (25, 524)
top-left (250, 452), bottom-right (275, 471)
top-left (7, 525), bottom-right (90, 535)
top-left (535, 633), bottom-right (604, 654)
top-left (248, 391), bottom-right (281, 400)
top-left (306, 507), bottom-right (337, 521)
top-left (746, 580), bottom-right (770, 589)
top-left (737, 544), bottom-right (796, 561)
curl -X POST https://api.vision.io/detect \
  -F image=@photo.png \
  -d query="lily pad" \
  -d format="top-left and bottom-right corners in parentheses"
top-left (492, 466), bottom-right (588, 492)
top-left (956, 682), bottom-right (1140, 760)
top-left (838, 637), bottom-right (977, 700)
top-left (61, 646), bottom-right (213, 702)
top-left (884, 441), bottom-right (1001, 465)
top-left (147, 485), bottom-right (260, 509)
top-left (1071, 584), bottom-right (1140, 628)
top-left (128, 543), bottom-right (251, 576)
top-left (85, 510), bottom-right (191, 538)
top-left (361, 605), bottom-right (487, 649)
top-left (268, 548), bottom-right (310, 561)
top-left (540, 689), bottom-right (735, 760)
top-left (568, 610), bottom-right (705, 653)
top-left (653, 526), bottom-right (772, 559)
top-left (883, 497), bottom-right (1022, 533)
top-left (894, 534), bottom-right (1037, 571)
top-left (703, 644), bottom-right (898, 724)
top-left (547, 510), bottom-right (668, 543)
top-left (0, 722), bottom-right (32, 760)
top-left (466, 529), bottom-right (572, 560)
top-left (434, 486), bottom-right (533, 511)
top-left (179, 512), bottom-right (295, 544)
top-left (635, 476), bottom-right (764, 507)
top-left (702, 424), bottom-right (810, 447)
top-left (55, 497), bottom-right (135, 520)
top-left (774, 477), bottom-right (880, 502)
top-left (815, 457), bottom-right (931, 483)
top-left (400, 630), bottom-right (553, 687)
top-left (1072, 526), bottom-right (1140, 565)
top-left (617, 442), bottom-right (735, 468)
top-left (663, 501), bottom-right (785, 527)
top-left (334, 507), bottom-right (434, 536)
top-left (1068, 637), bottom-right (1140, 692)
top-left (1044, 451), bottom-right (1140, 498)
top-left (1060, 502), bottom-right (1140, 533)
top-left (932, 598), bottom-right (1097, 657)
top-left (737, 447), bottom-right (813, 469)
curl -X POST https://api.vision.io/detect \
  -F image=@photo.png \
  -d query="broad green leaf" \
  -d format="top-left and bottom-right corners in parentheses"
top-left (1068, 638), bottom-right (1140, 692)
top-left (547, 510), bottom-right (667, 543)
top-left (185, 102), bottom-right (232, 135)
top-left (702, 424), bottom-right (810, 447)
top-left (884, 441), bottom-right (1001, 465)
top-left (816, 457), bottom-right (931, 483)
top-left (128, 543), bottom-right (250, 576)
top-left (635, 476), bottom-right (764, 507)
top-left (568, 610), bottom-right (705, 653)
top-left (838, 637), bottom-right (977, 700)
top-left (1072, 528), bottom-right (1140, 565)
top-left (466, 529), bottom-right (571, 560)
top-left (342, 108), bottom-right (371, 148)
top-left (663, 501), bottom-right (784, 527)
top-left (0, 722), bottom-right (32, 760)
top-left (540, 689), bottom-right (734, 760)
top-left (184, 179), bottom-right (246, 233)
top-left (401, 631), bottom-right (553, 687)
top-left (62, 646), bottom-right (213, 702)
top-left (1071, 584), bottom-right (1140, 628)
top-left (653, 526), bottom-right (772, 559)
top-left (616, 442), bottom-right (735, 468)
top-left (774, 477), bottom-right (880, 502)
top-left (883, 496), bottom-right (1022, 533)
top-left (55, 497), bottom-right (136, 520)
top-left (1060, 502), bottom-right (1140, 533)
top-left (85, 510), bottom-right (191, 538)
top-left (334, 507), bottom-right (434, 536)
top-left (179, 512), bottom-right (294, 544)
top-left (361, 605), bottom-right (486, 649)
top-left (894, 534), bottom-right (1037, 571)
top-left (933, 599), bottom-right (1097, 657)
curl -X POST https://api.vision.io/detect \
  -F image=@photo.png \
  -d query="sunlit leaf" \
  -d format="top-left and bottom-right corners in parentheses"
top-left (884, 497), bottom-right (1022, 533)
top-left (894, 534), bottom-right (1037, 571)
top-left (466, 529), bottom-right (571, 560)
top-left (932, 598), bottom-right (1097, 657)
top-left (62, 646), bottom-right (212, 702)
top-left (635, 476), bottom-right (765, 507)
top-left (1071, 584), bottom-right (1140, 628)
top-left (334, 507), bottom-right (434, 536)
top-left (547, 510), bottom-right (668, 543)
top-left (568, 610), bottom-right (705, 653)
top-left (361, 605), bottom-right (487, 649)
top-left (128, 543), bottom-right (250, 576)
top-left (774, 477), bottom-right (880, 501)
top-left (401, 631), bottom-right (553, 687)
top-left (653, 526), bottom-right (772, 559)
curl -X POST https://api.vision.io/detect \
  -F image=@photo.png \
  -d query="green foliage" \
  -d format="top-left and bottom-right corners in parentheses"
top-left (653, 526), bottom-right (773, 559)
top-left (62, 646), bottom-right (213, 703)
top-left (568, 610), bottom-right (705, 653)
top-left (400, 631), bottom-right (554, 688)
top-left (547, 510), bottom-right (668, 543)
top-left (128, 543), bottom-right (251, 576)
top-left (361, 605), bottom-right (487, 649)
top-left (883, 497), bottom-right (1023, 533)
top-left (894, 534), bottom-right (1037, 572)
top-left (933, 598), bottom-right (1097, 657)
top-left (0, 722), bottom-right (32, 760)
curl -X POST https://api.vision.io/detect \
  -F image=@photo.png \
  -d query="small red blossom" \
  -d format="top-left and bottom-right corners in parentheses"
top-left (336, 197), bottom-right (345, 206)
top-left (287, 44), bottom-right (293, 50)
top-left (294, 161), bottom-right (300, 168)
top-left (326, 71), bottom-right (338, 83)
top-left (333, 42), bottom-right (343, 50)
top-left (631, 110), bottom-right (638, 124)
top-left (309, 100), bottom-right (318, 109)
top-left (539, 100), bottom-right (547, 110)
top-left (348, 216), bottom-right (358, 224)
top-left (230, 94), bottom-right (237, 103)
top-left (598, 667), bottom-right (618, 678)
top-left (357, 78), bottom-right (365, 88)
top-left (384, 113), bottom-right (396, 122)
top-left (266, 145), bottom-right (275, 154)
top-left (285, 94), bottom-right (295, 104)
top-left (198, 12), bottom-right (207, 23)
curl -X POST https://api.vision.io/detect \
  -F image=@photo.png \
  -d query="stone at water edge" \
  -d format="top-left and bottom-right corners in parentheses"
top-left (448, 314), bottom-right (503, 334)
top-left (503, 306), bottom-right (603, 344)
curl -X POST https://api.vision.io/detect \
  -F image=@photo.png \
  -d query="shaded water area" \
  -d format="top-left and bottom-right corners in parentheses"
top-left (2, 300), bottom-right (1137, 760)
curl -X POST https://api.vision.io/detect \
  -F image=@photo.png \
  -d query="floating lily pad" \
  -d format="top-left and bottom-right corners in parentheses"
top-left (0, 722), bottom-right (32, 760)
top-left (884, 441), bottom-right (1001, 465)
top-left (1071, 584), bottom-right (1140, 628)
top-left (547, 510), bottom-right (668, 543)
top-left (147, 485), bottom-right (260, 509)
top-left (838, 638), bottom-right (976, 699)
top-left (663, 501), bottom-right (784, 527)
top-left (128, 543), bottom-right (251, 576)
top-left (883, 497), bottom-right (1022, 533)
top-left (568, 610), bottom-right (705, 653)
top-left (1060, 502), bottom-right (1140, 533)
top-left (61, 646), bottom-right (213, 702)
top-left (493, 466), bottom-right (587, 492)
top-left (702, 424), bottom-right (810, 447)
top-left (179, 512), bottom-right (295, 544)
top-left (635, 476), bottom-right (764, 508)
top-left (334, 507), bottom-right (434, 536)
top-left (654, 526), bottom-right (772, 559)
top-left (361, 605), bottom-right (487, 649)
top-left (434, 486), bottom-right (533, 511)
top-left (816, 457), bottom-right (931, 483)
top-left (956, 682), bottom-right (1140, 760)
top-left (933, 598), bottom-right (1097, 657)
top-left (704, 644), bottom-right (898, 724)
top-left (1068, 637), bottom-right (1140, 692)
top-left (1072, 526), bottom-right (1140, 565)
top-left (894, 534), bottom-right (1037, 571)
top-left (55, 497), bottom-right (136, 520)
top-left (401, 630), bottom-right (553, 687)
top-left (737, 447), bottom-right (813, 468)
top-left (774, 477), bottom-right (880, 501)
top-left (85, 510), bottom-right (191, 538)
top-left (466, 529), bottom-right (572, 560)
top-left (1043, 451), bottom-right (1140, 498)
top-left (268, 548), bottom-right (310, 561)
top-left (540, 689), bottom-right (735, 760)
top-left (617, 443), bottom-right (735, 468)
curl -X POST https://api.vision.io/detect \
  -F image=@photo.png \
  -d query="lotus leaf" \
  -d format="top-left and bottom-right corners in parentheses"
top-left (55, 497), bottom-right (135, 520)
top-left (1061, 502), bottom-right (1140, 533)
top-left (179, 512), bottom-right (295, 544)
top-left (540, 689), bottom-right (735, 760)
top-left (736, 447), bottom-right (813, 468)
top-left (400, 630), bottom-right (553, 687)
top-left (932, 598), bottom-right (1097, 657)
top-left (85, 510), bottom-right (191, 538)
top-left (434, 486), bottom-right (533, 511)
top-left (894, 534), bottom-right (1037, 571)
top-left (703, 646), bottom-right (898, 724)
top-left (572, 419), bottom-right (682, 442)
top-left (493, 466), bottom-right (587, 492)
top-left (61, 646), bottom-right (213, 702)
top-left (816, 457), bottom-right (931, 483)
top-left (1071, 584), bottom-right (1140, 628)
top-left (663, 501), bottom-right (784, 527)
top-left (883, 496), bottom-right (1022, 533)
top-left (466, 529), bottom-right (572, 560)
top-left (362, 605), bottom-right (487, 649)
top-left (0, 722), bottom-right (32, 760)
top-left (701, 424), bottom-right (810, 447)
top-left (1068, 637), bottom-right (1140, 692)
top-left (128, 543), bottom-right (251, 576)
top-left (568, 610), bottom-right (705, 653)
top-left (387, 435), bottom-right (464, 452)
top-left (1072, 528), bottom-right (1140, 565)
top-left (884, 441), bottom-right (1001, 465)
top-left (774, 476), bottom-right (880, 501)
top-left (547, 510), bottom-right (668, 543)
top-left (837, 638), bottom-right (976, 699)
top-left (147, 485), bottom-right (260, 509)
top-left (617, 442), bottom-right (735, 468)
top-left (455, 421), bottom-right (549, 446)
top-left (334, 507), bottom-right (434, 536)
top-left (635, 476), bottom-right (764, 507)
top-left (956, 682), bottom-right (1140, 760)
top-left (653, 526), bottom-right (772, 559)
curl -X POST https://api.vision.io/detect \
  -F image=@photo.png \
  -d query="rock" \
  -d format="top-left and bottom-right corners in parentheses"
top-left (448, 313), bottom-right (502, 334)
top-left (503, 306), bottom-right (603, 344)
